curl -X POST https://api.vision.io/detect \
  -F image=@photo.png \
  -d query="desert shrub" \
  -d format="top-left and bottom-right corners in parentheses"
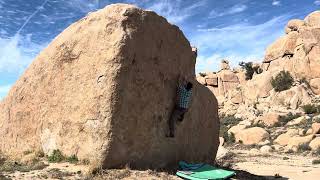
top-left (312, 159), bottom-right (320, 164)
top-left (297, 143), bottom-right (311, 153)
top-left (275, 112), bottom-right (300, 127)
top-left (223, 132), bottom-right (235, 145)
top-left (314, 117), bottom-right (320, 123)
top-left (81, 159), bottom-right (90, 165)
top-left (283, 157), bottom-right (289, 160)
top-left (35, 150), bottom-right (45, 158)
top-left (23, 150), bottom-right (33, 155)
top-left (302, 104), bottom-right (320, 114)
top-left (271, 71), bottom-right (294, 92)
top-left (47, 150), bottom-right (64, 163)
top-left (312, 148), bottom-right (320, 156)
top-left (239, 62), bottom-right (262, 80)
top-left (66, 155), bottom-right (79, 164)
top-left (219, 115), bottom-right (242, 145)
top-left (297, 118), bottom-right (313, 130)
top-left (220, 115), bottom-right (242, 127)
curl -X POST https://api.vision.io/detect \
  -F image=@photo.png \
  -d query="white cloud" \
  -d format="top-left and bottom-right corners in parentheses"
top-left (314, 0), bottom-right (320, 5)
top-left (0, 34), bottom-right (45, 74)
top-left (145, 0), bottom-right (206, 24)
top-left (209, 4), bottom-right (247, 18)
top-left (272, 0), bottom-right (281, 6)
top-left (191, 15), bottom-right (293, 73)
top-left (66, 0), bottom-right (100, 12)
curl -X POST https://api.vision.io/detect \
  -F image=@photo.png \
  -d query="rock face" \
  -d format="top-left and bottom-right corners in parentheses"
top-left (263, 11), bottom-right (320, 83)
top-left (0, 4), bottom-right (219, 169)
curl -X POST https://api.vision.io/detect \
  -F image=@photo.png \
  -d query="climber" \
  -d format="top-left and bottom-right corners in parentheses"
top-left (168, 76), bottom-right (193, 138)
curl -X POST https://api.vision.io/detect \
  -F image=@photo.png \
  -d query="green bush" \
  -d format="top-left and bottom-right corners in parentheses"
top-left (66, 155), bottom-right (79, 164)
top-left (47, 150), bottom-right (64, 163)
top-left (313, 148), bottom-right (320, 156)
top-left (239, 62), bottom-right (262, 80)
top-left (312, 159), bottom-right (320, 164)
top-left (276, 112), bottom-right (300, 127)
top-left (271, 71), bottom-right (294, 92)
top-left (302, 104), bottom-right (320, 114)
top-left (219, 115), bottom-right (242, 145)
top-left (223, 132), bottom-right (235, 145)
top-left (297, 143), bottom-right (311, 153)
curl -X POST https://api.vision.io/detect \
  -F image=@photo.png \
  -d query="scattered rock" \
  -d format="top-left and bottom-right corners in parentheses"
top-left (261, 112), bottom-right (281, 127)
top-left (258, 140), bottom-right (271, 146)
top-left (312, 123), bottom-right (320, 134)
top-left (260, 145), bottom-right (273, 154)
top-left (238, 120), bottom-right (252, 127)
top-left (216, 146), bottom-right (230, 160)
top-left (286, 116), bottom-right (309, 126)
top-left (249, 148), bottom-right (260, 156)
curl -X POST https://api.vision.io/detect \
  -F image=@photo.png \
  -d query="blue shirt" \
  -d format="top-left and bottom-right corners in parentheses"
top-left (178, 85), bottom-right (192, 109)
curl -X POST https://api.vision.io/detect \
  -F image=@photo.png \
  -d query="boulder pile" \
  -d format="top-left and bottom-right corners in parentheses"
top-left (199, 11), bottom-right (320, 155)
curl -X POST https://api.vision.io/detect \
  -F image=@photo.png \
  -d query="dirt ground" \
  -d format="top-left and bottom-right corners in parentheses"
top-left (1, 149), bottom-right (319, 180)
top-left (231, 149), bottom-right (320, 180)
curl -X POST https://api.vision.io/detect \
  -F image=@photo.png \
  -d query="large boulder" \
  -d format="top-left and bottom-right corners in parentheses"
top-left (269, 85), bottom-right (312, 109)
top-left (264, 32), bottom-right (298, 63)
top-left (243, 71), bottom-right (275, 101)
top-left (287, 135), bottom-right (315, 149)
top-left (235, 127), bottom-right (270, 145)
top-left (217, 70), bottom-right (240, 97)
top-left (0, 4), bottom-right (219, 169)
top-left (274, 129), bottom-right (299, 146)
top-left (305, 11), bottom-right (320, 27)
top-left (309, 137), bottom-right (320, 150)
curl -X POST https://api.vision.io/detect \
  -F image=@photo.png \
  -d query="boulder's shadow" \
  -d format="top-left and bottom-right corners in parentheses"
top-left (227, 169), bottom-right (289, 180)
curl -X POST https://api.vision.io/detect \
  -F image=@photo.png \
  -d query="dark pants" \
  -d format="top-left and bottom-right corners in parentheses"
top-left (168, 106), bottom-right (187, 137)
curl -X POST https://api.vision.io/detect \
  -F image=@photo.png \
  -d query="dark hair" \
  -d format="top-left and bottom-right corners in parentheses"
top-left (186, 82), bottom-right (193, 91)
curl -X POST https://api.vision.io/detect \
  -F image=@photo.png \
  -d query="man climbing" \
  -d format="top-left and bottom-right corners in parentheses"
top-left (168, 76), bottom-right (193, 138)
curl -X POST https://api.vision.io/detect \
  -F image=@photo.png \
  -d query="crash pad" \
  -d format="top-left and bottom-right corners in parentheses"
top-left (176, 162), bottom-right (235, 180)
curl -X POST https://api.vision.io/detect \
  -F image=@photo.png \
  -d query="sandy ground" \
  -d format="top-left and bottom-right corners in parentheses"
top-left (230, 149), bottom-right (320, 180)
top-left (1, 149), bottom-right (320, 180)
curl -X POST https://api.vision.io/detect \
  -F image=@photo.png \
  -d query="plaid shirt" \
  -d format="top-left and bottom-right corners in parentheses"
top-left (177, 85), bottom-right (192, 109)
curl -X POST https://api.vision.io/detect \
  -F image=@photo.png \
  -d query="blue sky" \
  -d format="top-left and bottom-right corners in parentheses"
top-left (0, 0), bottom-right (319, 99)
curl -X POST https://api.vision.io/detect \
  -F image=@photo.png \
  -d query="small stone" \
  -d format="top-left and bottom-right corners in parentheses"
top-left (260, 145), bottom-right (273, 154)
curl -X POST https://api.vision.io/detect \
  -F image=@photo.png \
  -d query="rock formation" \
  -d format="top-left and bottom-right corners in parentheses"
top-left (263, 11), bottom-right (320, 91)
top-left (197, 60), bottom-right (241, 105)
top-left (198, 11), bottom-right (320, 155)
top-left (0, 4), bottom-right (219, 169)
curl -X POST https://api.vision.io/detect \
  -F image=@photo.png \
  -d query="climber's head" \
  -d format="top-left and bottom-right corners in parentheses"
top-left (185, 82), bottom-right (193, 91)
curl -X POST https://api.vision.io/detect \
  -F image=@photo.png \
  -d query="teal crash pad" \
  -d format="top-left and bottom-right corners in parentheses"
top-left (176, 162), bottom-right (235, 180)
